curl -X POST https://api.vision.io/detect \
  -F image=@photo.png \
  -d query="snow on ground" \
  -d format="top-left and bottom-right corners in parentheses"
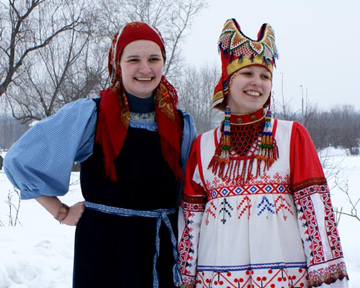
top-left (0, 163), bottom-right (83, 288)
top-left (0, 149), bottom-right (359, 287)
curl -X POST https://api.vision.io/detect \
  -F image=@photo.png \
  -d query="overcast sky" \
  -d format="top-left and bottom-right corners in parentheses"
top-left (182, 0), bottom-right (360, 112)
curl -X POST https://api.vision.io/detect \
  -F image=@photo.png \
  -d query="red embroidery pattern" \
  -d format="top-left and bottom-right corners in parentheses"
top-left (205, 202), bottom-right (217, 225)
top-left (274, 195), bottom-right (294, 220)
top-left (195, 267), bottom-right (308, 288)
top-left (321, 193), bottom-right (343, 259)
top-left (202, 195), bottom-right (295, 225)
top-left (207, 183), bottom-right (290, 200)
top-left (178, 214), bottom-right (192, 276)
top-left (237, 196), bottom-right (252, 219)
top-left (179, 200), bottom-right (205, 279)
top-left (181, 200), bottom-right (206, 212)
top-left (206, 172), bottom-right (290, 201)
top-left (294, 186), bottom-right (328, 265)
top-left (297, 193), bottom-right (325, 265)
top-left (178, 209), bottom-right (196, 277)
top-left (308, 261), bottom-right (348, 287)
top-left (293, 183), bottom-right (329, 201)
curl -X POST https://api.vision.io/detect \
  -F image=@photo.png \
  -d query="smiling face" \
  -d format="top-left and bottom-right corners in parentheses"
top-left (228, 65), bottom-right (272, 114)
top-left (120, 40), bottom-right (164, 98)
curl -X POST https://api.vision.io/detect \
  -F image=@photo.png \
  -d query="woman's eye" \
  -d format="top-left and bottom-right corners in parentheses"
top-left (149, 57), bottom-right (161, 62)
top-left (241, 72), bottom-right (252, 76)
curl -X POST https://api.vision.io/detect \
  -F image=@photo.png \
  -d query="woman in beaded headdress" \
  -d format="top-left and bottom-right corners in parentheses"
top-left (4, 22), bottom-right (197, 287)
top-left (178, 18), bottom-right (349, 288)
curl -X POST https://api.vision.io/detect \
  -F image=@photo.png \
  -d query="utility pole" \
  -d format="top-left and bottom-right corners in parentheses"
top-left (280, 72), bottom-right (285, 117)
top-left (300, 85), bottom-right (304, 124)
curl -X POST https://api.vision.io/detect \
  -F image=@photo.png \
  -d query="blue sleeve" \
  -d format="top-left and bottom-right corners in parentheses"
top-left (178, 110), bottom-right (197, 202)
top-left (3, 98), bottom-right (97, 200)
top-left (180, 111), bottom-right (198, 171)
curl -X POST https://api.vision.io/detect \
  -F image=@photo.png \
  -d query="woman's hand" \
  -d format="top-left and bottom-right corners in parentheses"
top-left (61, 201), bottom-right (85, 226)
top-left (36, 196), bottom-right (85, 226)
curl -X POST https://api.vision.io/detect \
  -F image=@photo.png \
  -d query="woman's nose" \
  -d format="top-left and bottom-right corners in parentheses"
top-left (250, 75), bottom-right (261, 86)
top-left (139, 62), bottom-right (151, 74)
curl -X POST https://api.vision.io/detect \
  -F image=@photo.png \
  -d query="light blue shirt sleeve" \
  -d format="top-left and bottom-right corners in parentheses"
top-left (4, 98), bottom-right (97, 200)
top-left (178, 110), bottom-right (197, 203)
top-left (180, 111), bottom-right (197, 170)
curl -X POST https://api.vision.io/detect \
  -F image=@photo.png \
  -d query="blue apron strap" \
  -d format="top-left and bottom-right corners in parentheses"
top-left (160, 212), bottom-right (183, 286)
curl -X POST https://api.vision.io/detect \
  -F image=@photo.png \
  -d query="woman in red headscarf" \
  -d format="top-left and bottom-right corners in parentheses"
top-left (178, 19), bottom-right (349, 288)
top-left (4, 22), bottom-right (197, 287)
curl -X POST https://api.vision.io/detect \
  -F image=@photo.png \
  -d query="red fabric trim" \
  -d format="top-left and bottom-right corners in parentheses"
top-left (196, 134), bottom-right (209, 195)
top-left (95, 88), bottom-right (126, 181)
top-left (155, 77), bottom-right (183, 180)
top-left (182, 194), bottom-right (207, 204)
top-left (214, 127), bottom-right (219, 146)
top-left (272, 118), bottom-right (278, 138)
top-left (182, 136), bottom-right (207, 199)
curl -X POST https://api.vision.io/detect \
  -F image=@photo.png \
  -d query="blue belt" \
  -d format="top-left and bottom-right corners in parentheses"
top-left (85, 201), bottom-right (182, 288)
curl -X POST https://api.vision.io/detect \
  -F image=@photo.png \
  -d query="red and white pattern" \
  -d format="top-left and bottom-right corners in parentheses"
top-left (178, 120), bottom-right (349, 287)
top-left (196, 266), bottom-right (308, 288)
top-left (294, 184), bottom-right (348, 286)
top-left (321, 193), bottom-right (343, 259)
top-left (296, 188), bottom-right (325, 265)
top-left (179, 200), bottom-right (205, 284)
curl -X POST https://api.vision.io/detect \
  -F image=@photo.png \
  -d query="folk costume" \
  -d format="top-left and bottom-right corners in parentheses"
top-left (178, 19), bottom-right (349, 288)
top-left (4, 22), bottom-right (197, 288)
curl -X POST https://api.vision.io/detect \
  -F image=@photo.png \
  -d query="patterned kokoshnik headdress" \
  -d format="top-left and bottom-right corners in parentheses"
top-left (209, 18), bottom-right (279, 184)
top-left (213, 18), bottom-right (278, 109)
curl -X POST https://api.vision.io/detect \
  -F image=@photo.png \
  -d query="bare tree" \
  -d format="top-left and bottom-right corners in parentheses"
top-left (0, 0), bottom-right (88, 99)
top-left (301, 102), bottom-right (332, 151)
top-left (1, 1), bottom-right (103, 123)
top-left (93, 0), bottom-right (207, 79)
top-left (333, 173), bottom-right (360, 224)
top-left (273, 73), bottom-right (297, 121)
top-left (329, 105), bottom-right (360, 155)
top-left (273, 83), bottom-right (360, 154)
top-left (0, 114), bottom-right (29, 149)
top-left (5, 188), bottom-right (22, 227)
top-left (1, 0), bottom-right (207, 123)
top-left (5, 22), bottom-right (103, 122)
top-left (177, 63), bottom-right (221, 133)
top-left (273, 95), bottom-right (299, 121)
top-left (0, 96), bottom-right (29, 148)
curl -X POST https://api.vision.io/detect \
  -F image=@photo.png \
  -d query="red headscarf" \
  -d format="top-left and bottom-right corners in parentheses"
top-left (95, 22), bottom-right (183, 181)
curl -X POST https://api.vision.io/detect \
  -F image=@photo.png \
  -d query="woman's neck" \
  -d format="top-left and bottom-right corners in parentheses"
top-left (126, 92), bottom-right (155, 113)
top-left (229, 107), bottom-right (265, 125)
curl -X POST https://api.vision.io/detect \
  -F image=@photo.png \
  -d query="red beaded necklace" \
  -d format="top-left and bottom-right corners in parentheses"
top-left (208, 107), bottom-right (278, 185)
